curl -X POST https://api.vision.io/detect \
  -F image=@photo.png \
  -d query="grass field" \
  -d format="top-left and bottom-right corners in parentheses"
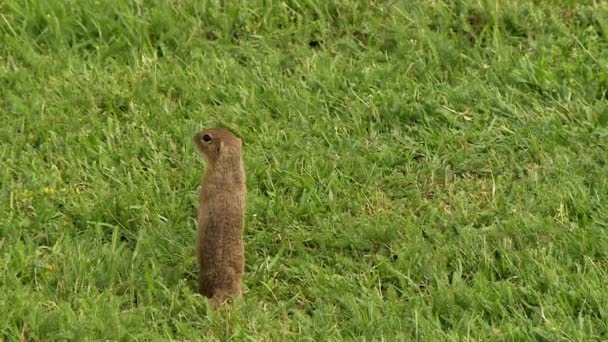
top-left (1, 0), bottom-right (608, 340)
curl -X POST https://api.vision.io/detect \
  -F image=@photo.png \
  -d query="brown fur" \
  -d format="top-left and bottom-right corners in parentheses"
top-left (193, 128), bottom-right (246, 308)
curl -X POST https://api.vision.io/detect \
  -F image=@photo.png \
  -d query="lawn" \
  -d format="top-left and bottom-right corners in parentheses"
top-left (1, 0), bottom-right (608, 340)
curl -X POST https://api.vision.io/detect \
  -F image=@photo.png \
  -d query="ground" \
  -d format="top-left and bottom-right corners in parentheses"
top-left (1, 0), bottom-right (608, 340)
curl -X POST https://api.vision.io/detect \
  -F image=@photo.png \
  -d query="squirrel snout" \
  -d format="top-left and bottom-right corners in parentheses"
top-left (193, 132), bottom-right (203, 144)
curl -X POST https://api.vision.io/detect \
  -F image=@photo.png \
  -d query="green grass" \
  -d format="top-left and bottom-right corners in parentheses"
top-left (1, 0), bottom-right (608, 340)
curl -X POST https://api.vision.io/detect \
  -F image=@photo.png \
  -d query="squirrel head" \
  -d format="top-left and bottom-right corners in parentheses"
top-left (194, 128), bottom-right (242, 163)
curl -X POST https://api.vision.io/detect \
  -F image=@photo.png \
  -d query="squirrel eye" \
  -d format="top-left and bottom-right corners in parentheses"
top-left (202, 134), bottom-right (212, 142)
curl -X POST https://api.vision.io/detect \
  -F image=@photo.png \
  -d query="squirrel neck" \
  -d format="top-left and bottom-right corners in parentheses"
top-left (205, 153), bottom-right (244, 185)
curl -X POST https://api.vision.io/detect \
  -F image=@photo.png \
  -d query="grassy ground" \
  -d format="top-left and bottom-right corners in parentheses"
top-left (1, 0), bottom-right (608, 340)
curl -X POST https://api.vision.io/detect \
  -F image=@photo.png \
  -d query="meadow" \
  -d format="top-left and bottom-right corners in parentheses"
top-left (1, 0), bottom-right (608, 340)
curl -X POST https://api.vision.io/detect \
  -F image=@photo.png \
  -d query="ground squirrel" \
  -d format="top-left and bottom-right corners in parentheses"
top-left (193, 128), bottom-right (246, 307)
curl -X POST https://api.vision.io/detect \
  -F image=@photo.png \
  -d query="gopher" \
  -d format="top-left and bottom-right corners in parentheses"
top-left (193, 128), bottom-right (246, 307)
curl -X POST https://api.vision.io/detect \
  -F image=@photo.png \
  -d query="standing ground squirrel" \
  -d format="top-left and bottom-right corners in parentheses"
top-left (193, 128), bottom-right (246, 308)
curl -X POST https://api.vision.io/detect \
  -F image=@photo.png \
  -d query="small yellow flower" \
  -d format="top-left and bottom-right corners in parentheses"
top-left (43, 187), bottom-right (55, 195)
